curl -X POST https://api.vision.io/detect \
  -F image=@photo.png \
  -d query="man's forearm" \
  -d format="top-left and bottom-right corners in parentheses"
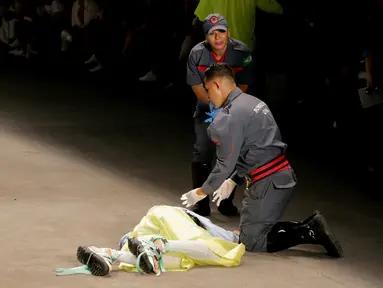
top-left (122, 30), bottom-right (133, 55)
top-left (192, 85), bottom-right (210, 104)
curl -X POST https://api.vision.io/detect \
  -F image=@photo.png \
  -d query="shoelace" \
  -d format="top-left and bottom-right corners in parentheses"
top-left (86, 250), bottom-right (114, 265)
top-left (136, 238), bottom-right (167, 276)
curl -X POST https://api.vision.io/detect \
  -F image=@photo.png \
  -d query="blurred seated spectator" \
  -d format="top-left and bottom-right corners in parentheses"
top-left (178, 0), bottom-right (202, 63)
top-left (24, 0), bottom-right (64, 58)
top-left (84, 0), bottom-right (126, 73)
top-left (60, 0), bottom-right (101, 62)
top-left (364, 0), bottom-right (383, 93)
top-left (138, 0), bottom-right (186, 88)
top-left (0, 0), bottom-right (23, 56)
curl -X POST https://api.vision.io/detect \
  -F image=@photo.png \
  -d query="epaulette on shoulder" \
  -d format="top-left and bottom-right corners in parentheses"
top-left (190, 41), bottom-right (207, 55)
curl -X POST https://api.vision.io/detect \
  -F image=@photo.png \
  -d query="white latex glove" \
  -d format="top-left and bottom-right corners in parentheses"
top-left (212, 179), bottom-right (237, 207)
top-left (181, 188), bottom-right (207, 208)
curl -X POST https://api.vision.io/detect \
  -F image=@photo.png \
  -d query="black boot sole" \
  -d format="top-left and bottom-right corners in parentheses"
top-left (312, 215), bottom-right (344, 258)
top-left (76, 246), bottom-right (111, 276)
top-left (127, 237), bottom-right (155, 274)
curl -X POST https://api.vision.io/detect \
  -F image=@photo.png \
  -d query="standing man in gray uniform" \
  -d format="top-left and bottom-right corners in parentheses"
top-left (187, 13), bottom-right (254, 217)
top-left (181, 63), bottom-right (343, 257)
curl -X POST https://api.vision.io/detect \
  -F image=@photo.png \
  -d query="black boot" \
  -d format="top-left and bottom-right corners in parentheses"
top-left (308, 213), bottom-right (344, 258)
top-left (267, 211), bottom-right (343, 258)
top-left (191, 162), bottom-right (211, 216)
top-left (217, 187), bottom-right (239, 216)
top-left (276, 210), bottom-right (320, 228)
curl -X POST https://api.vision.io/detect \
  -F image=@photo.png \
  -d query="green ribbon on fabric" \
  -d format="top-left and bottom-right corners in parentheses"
top-left (56, 265), bottom-right (92, 276)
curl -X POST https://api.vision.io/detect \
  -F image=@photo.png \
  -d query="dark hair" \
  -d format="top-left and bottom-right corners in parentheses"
top-left (204, 63), bottom-right (235, 82)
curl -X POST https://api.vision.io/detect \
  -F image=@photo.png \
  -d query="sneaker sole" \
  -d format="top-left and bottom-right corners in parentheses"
top-left (313, 215), bottom-right (344, 258)
top-left (76, 246), bottom-right (111, 276)
top-left (127, 237), bottom-right (155, 274)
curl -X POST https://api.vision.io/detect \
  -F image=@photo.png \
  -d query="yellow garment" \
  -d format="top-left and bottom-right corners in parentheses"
top-left (194, 0), bottom-right (282, 51)
top-left (119, 205), bottom-right (245, 272)
top-left (257, 0), bottom-right (283, 14)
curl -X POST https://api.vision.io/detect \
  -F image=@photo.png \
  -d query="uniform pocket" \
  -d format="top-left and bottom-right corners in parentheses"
top-left (272, 169), bottom-right (297, 189)
top-left (247, 178), bottom-right (273, 200)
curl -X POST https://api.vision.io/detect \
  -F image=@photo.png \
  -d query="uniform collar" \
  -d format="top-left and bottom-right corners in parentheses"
top-left (222, 87), bottom-right (242, 107)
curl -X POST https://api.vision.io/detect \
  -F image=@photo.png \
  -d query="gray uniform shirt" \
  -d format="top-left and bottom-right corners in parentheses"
top-left (202, 88), bottom-right (287, 194)
top-left (186, 39), bottom-right (254, 117)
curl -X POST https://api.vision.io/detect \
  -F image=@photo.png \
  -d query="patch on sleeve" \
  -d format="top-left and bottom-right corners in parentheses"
top-left (262, 108), bottom-right (270, 115)
top-left (253, 101), bottom-right (266, 113)
top-left (242, 55), bottom-right (252, 66)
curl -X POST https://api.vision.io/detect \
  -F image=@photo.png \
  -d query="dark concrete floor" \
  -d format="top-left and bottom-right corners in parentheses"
top-left (0, 60), bottom-right (382, 287)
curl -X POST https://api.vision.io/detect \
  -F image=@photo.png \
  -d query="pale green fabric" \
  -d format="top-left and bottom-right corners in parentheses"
top-left (56, 265), bottom-right (91, 276)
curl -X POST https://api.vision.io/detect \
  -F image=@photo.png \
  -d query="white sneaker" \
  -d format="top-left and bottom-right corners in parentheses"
top-left (89, 63), bottom-right (103, 73)
top-left (163, 82), bottom-right (174, 90)
top-left (61, 39), bottom-right (71, 52)
top-left (179, 35), bottom-right (193, 61)
top-left (85, 54), bottom-right (97, 65)
top-left (8, 38), bottom-right (19, 48)
top-left (77, 246), bottom-right (115, 276)
top-left (60, 31), bottom-right (72, 52)
top-left (8, 48), bottom-right (24, 56)
top-left (139, 70), bottom-right (157, 82)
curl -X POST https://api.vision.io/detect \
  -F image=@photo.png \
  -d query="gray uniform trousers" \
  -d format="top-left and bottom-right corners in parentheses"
top-left (239, 168), bottom-right (297, 252)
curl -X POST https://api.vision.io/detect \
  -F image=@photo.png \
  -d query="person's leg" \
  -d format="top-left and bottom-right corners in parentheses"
top-left (191, 116), bottom-right (215, 216)
top-left (60, 29), bottom-right (72, 52)
top-left (8, 18), bottom-right (18, 46)
top-left (88, 20), bottom-right (124, 73)
top-left (184, 209), bottom-right (239, 243)
top-left (239, 173), bottom-right (292, 252)
top-left (85, 20), bottom-right (105, 71)
top-left (11, 16), bottom-right (30, 56)
top-left (167, 240), bottom-right (220, 261)
top-left (155, 32), bottom-right (184, 86)
top-left (128, 237), bottom-right (222, 275)
top-left (240, 169), bottom-right (343, 257)
top-left (138, 27), bottom-right (162, 82)
top-left (61, 26), bottom-right (82, 53)
top-left (28, 14), bottom-right (51, 55)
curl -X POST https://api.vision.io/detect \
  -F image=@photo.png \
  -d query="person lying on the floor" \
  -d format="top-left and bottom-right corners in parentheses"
top-left (56, 205), bottom-right (341, 277)
top-left (56, 205), bottom-right (245, 277)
